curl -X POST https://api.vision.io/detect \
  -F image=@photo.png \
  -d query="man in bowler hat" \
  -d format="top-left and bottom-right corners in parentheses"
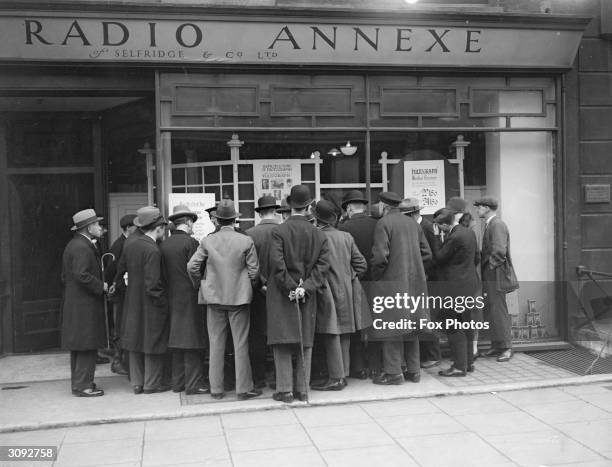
top-left (121, 206), bottom-right (171, 394)
top-left (61, 209), bottom-right (107, 397)
top-left (266, 185), bottom-right (330, 403)
top-left (188, 199), bottom-right (261, 400)
top-left (475, 196), bottom-right (514, 362)
top-left (246, 195), bottom-right (281, 388)
top-left (162, 205), bottom-right (209, 395)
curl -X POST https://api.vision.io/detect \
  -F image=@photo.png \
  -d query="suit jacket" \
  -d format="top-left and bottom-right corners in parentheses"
top-left (61, 234), bottom-right (107, 350)
top-left (338, 213), bottom-right (378, 281)
top-left (316, 226), bottom-right (370, 334)
top-left (266, 215), bottom-right (329, 346)
top-left (188, 226), bottom-right (259, 306)
top-left (370, 209), bottom-right (431, 338)
top-left (161, 230), bottom-right (206, 349)
top-left (481, 216), bottom-right (511, 273)
top-left (431, 224), bottom-right (480, 299)
top-left (419, 217), bottom-right (438, 281)
top-left (121, 235), bottom-right (169, 354)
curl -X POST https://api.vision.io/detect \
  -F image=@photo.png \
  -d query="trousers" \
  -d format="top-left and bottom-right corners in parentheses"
top-left (482, 268), bottom-right (512, 350)
top-left (129, 352), bottom-right (165, 390)
top-left (171, 349), bottom-right (205, 392)
top-left (382, 337), bottom-right (420, 375)
top-left (70, 350), bottom-right (97, 391)
top-left (273, 344), bottom-right (313, 393)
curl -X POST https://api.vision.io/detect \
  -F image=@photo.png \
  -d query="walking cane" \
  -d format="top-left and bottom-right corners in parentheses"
top-left (290, 278), bottom-right (309, 404)
top-left (100, 252), bottom-right (115, 350)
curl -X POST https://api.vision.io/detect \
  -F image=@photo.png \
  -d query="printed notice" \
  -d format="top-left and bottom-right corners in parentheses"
top-left (403, 160), bottom-right (446, 215)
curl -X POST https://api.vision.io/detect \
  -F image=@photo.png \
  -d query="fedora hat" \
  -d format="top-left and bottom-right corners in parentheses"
top-left (255, 195), bottom-right (280, 212)
top-left (71, 209), bottom-right (103, 231)
top-left (378, 191), bottom-right (402, 207)
top-left (276, 197), bottom-right (291, 214)
top-left (341, 190), bottom-right (368, 209)
top-left (215, 199), bottom-right (240, 220)
top-left (289, 185), bottom-right (313, 209)
top-left (399, 197), bottom-right (421, 214)
top-left (133, 206), bottom-right (168, 229)
top-left (168, 204), bottom-right (198, 223)
top-left (314, 200), bottom-right (337, 225)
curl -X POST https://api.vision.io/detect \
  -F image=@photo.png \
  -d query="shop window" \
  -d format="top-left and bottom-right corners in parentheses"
top-left (270, 86), bottom-right (353, 116)
top-left (380, 88), bottom-right (457, 116)
top-left (173, 85), bottom-right (259, 116)
top-left (471, 89), bottom-right (545, 116)
top-left (238, 164), bottom-right (253, 181)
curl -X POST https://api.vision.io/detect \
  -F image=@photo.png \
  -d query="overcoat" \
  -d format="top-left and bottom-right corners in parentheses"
top-left (316, 226), bottom-right (370, 334)
top-left (431, 224), bottom-right (480, 302)
top-left (481, 216), bottom-right (510, 272)
top-left (419, 217), bottom-right (438, 281)
top-left (61, 234), bottom-right (107, 350)
top-left (160, 230), bottom-right (206, 349)
top-left (370, 209), bottom-right (431, 339)
top-left (338, 212), bottom-right (377, 281)
top-left (266, 215), bottom-right (329, 347)
top-left (121, 235), bottom-right (169, 354)
top-left (246, 219), bottom-right (280, 335)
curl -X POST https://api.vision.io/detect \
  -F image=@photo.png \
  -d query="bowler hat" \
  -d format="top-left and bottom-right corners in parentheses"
top-left (378, 191), bottom-right (402, 207)
top-left (119, 214), bottom-right (137, 229)
top-left (276, 197), bottom-right (291, 214)
top-left (215, 199), bottom-right (240, 220)
top-left (447, 197), bottom-right (468, 213)
top-left (255, 195), bottom-right (280, 212)
top-left (473, 196), bottom-right (499, 210)
top-left (289, 185), bottom-right (313, 209)
top-left (168, 205), bottom-right (198, 223)
top-left (399, 197), bottom-right (421, 214)
top-left (71, 208), bottom-right (103, 231)
top-left (133, 206), bottom-right (168, 229)
top-left (205, 203), bottom-right (219, 215)
top-left (341, 190), bottom-right (368, 209)
top-left (314, 200), bottom-right (337, 225)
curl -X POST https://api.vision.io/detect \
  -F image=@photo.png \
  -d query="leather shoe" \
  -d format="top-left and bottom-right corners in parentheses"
top-left (373, 373), bottom-right (404, 385)
top-left (172, 385), bottom-right (185, 393)
top-left (420, 360), bottom-right (440, 369)
top-left (497, 349), bottom-right (513, 362)
top-left (73, 387), bottom-right (104, 397)
top-left (272, 391), bottom-right (294, 403)
top-left (349, 369), bottom-right (368, 380)
top-left (484, 348), bottom-right (502, 358)
top-left (467, 364), bottom-right (475, 373)
top-left (133, 385), bottom-right (143, 395)
top-left (403, 371), bottom-right (421, 383)
top-left (237, 388), bottom-right (262, 400)
top-left (295, 392), bottom-right (308, 402)
top-left (111, 361), bottom-right (128, 375)
top-left (311, 378), bottom-right (344, 391)
top-left (96, 355), bottom-right (110, 364)
top-left (186, 387), bottom-right (210, 395)
top-left (438, 366), bottom-right (467, 377)
top-left (143, 385), bottom-right (172, 394)
top-left (211, 392), bottom-right (225, 400)
top-left (341, 378), bottom-right (348, 387)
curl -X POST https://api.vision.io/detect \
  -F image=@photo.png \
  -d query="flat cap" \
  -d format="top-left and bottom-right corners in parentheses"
top-left (473, 196), bottom-right (499, 210)
top-left (378, 191), bottom-right (402, 207)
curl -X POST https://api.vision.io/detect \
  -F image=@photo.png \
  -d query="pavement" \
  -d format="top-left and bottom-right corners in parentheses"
top-left (1, 382), bottom-right (612, 466)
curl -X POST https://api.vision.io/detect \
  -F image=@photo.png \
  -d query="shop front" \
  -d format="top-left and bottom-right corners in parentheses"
top-left (0, 3), bottom-right (588, 353)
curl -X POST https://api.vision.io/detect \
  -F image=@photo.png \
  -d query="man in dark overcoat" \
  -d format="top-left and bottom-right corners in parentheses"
top-left (475, 196), bottom-right (515, 362)
top-left (161, 205), bottom-right (209, 395)
top-left (313, 200), bottom-right (368, 391)
top-left (267, 185), bottom-right (330, 403)
top-left (61, 209), bottom-right (107, 397)
top-left (121, 206), bottom-right (170, 394)
top-left (338, 190), bottom-right (380, 379)
top-left (245, 195), bottom-right (280, 388)
top-left (400, 197), bottom-right (441, 369)
top-left (430, 208), bottom-right (481, 376)
top-left (370, 192), bottom-right (431, 385)
top-left (105, 214), bottom-right (137, 376)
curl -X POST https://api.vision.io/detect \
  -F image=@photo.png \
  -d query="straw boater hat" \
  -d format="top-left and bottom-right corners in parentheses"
top-left (214, 199), bottom-right (240, 220)
top-left (255, 195), bottom-right (280, 212)
top-left (341, 190), bottom-right (368, 209)
top-left (399, 197), bottom-right (421, 214)
top-left (168, 205), bottom-right (198, 223)
top-left (133, 206), bottom-right (168, 229)
top-left (71, 208), bottom-right (103, 231)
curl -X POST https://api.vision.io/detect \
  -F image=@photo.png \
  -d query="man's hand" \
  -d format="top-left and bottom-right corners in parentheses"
top-left (432, 223), bottom-right (440, 236)
top-left (103, 282), bottom-right (109, 293)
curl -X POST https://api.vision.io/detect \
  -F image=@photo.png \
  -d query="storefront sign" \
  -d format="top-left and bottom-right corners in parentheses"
top-left (403, 160), bottom-right (446, 215)
top-left (168, 193), bottom-right (216, 241)
top-left (0, 14), bottom-right (584, 68)
top-left (253, 159), bottom-right (301, 221)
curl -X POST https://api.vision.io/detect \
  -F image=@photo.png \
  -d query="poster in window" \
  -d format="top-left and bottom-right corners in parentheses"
top-left (253, 159), bottom-right (301, 206)
top-left (168, 193), bottom-right (216, 241)
top-left (403, 160), bottom-right (446, 215)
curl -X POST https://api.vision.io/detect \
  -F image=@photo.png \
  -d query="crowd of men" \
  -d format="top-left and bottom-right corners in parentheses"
top-left (61, 184), bottom-right (516, 400)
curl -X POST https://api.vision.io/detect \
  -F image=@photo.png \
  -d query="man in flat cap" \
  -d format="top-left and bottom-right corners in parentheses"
top-left (246, 196), bottom-right (281, 389)
top-left (267, 185), bottom-right (330, 403)
top-left (400, 197), bottom-right (441, 369)
top-left (188, 199), bottom-right (261, 401)
top-left (121, 206), bottom-right (171, 394)
top-left (104, 214), bottom-right (137, 376)
top-left (338, 190), bottom-right (380, 379)
top-left (162, 205), bottom-right (209, 395)
top-left (475, 196), bottom-right (515, 362)
top-left (371, 192), bottom-right (431, 385)
top-left (61, 209), bottom-right (107, 397)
